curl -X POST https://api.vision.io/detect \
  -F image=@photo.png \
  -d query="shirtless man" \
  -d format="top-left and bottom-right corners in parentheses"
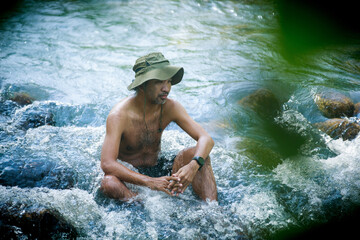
top-left (100, 52), bottom-right (217, 201)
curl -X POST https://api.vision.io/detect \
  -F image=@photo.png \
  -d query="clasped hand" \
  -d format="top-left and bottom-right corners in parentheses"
top-left (148, 162), bottom-right (198, 196)
top-left (169, 162), bottom-right (199, 196)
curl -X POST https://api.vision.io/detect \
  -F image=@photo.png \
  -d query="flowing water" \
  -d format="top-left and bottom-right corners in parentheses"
top-left (1, 0), bottom-right (360, 239)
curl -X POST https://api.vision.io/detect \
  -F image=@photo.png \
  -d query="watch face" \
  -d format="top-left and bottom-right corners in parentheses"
top-left (194, 156), bottom-right (204, 166)
top-left (198, 157), bottom-right (205, 165)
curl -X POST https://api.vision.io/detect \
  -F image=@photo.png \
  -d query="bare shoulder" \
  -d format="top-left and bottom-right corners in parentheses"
top-left (107, 96), bottom-right (134, 125)
top-left (164, 98), bottom-right (186, 112)
top-left (164, 98), bottom-right (189, 121)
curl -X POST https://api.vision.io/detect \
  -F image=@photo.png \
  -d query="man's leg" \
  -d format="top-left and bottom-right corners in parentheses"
top-left (100, 175), bottom-right (137, 201)
top-left (172, 147), bottom-right (218, 201)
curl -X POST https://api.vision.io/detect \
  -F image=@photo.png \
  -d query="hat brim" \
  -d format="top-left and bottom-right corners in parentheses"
top-left (127, 65), bottom-right (184, 90)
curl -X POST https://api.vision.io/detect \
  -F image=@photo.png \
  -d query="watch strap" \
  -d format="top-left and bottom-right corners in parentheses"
top-left (192, 156), bottom-right (205, 171)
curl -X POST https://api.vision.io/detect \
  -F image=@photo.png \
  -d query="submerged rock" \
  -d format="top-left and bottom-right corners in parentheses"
top-left (238, 88), bottom-right (281, 119)
top-left (9, 92), bottom-right (35, 106)
top-left (0, 158), bottom-right (76, 189)
top-left (315, 92), bottom-right (354, 118)
top-left (13, 103), bottom-right (56, 130)
top-left (237, 138), bottom-right (283, 168)
top-left (0, 100), bottom-right (19, 116)
top-left (0, 203), bottom-right (78, 239)
top-left (314, 118), bottom-right (360, 140)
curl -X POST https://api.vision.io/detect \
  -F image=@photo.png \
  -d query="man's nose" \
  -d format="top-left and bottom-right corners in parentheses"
top-left (161, 81), bottom-right (171, 92)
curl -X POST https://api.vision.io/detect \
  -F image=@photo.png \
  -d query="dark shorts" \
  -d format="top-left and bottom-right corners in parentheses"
top-left (137, 155), bottom-right (176, 178)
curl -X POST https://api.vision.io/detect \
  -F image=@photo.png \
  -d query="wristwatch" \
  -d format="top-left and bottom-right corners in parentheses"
top-left (192, 156), bottom-right (205, 171)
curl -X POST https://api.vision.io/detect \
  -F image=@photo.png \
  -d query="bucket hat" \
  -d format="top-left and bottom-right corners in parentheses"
top-left (127, 52), bottom-right (184, 90)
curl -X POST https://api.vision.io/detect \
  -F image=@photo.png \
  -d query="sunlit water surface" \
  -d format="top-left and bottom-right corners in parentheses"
top-left (1, 0), bottom-right (360, 239)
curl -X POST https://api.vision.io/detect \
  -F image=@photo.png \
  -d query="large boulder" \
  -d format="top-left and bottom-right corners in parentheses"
top-left (315, 92), bottom-right (354, 118)
top-left (314, 118), bottom-right (360, 140)
top-left (0, 203), bottom-right (78, 239)
top-left (238, 88), bottom-right (281, 119)
top-left (12, 102), bottom-right (56, 130)
top-left (0, 157), bottom-right (76, 189)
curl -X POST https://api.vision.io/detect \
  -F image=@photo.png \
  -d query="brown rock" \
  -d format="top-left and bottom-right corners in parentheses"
top-left (238, 88), bottom-right (280, 119)
top-left (315, 92), bottom-right (354, 118)
top-left (354, 102), bottom-right (360, 116)
top-left (9, 92), bottom-right (34, 106)
top-left (314, 118), bottom-right (360, 140)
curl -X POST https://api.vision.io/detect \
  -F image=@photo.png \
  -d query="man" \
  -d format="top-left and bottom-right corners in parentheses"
top-left (100, 52), bottom-right (217, 202)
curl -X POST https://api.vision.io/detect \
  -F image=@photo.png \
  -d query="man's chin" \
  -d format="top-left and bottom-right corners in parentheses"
top-left (156, 97), bottom-right (167, 105)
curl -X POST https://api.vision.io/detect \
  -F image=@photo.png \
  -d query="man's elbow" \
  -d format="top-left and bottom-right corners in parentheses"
top-left (100, 159), bottom-right (115, 175)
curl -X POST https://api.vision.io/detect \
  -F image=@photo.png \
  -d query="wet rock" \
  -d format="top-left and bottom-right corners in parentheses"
top-left (13, 103), bottom-right (56, 130)
top-left (9, 92), bottom-right (35, 106)
top-left (314, 118), bottom-right (360, 140)
top-left (0, 203), bottom-right (78, 239)
top-left (237, 138), bottom-right (283, 168)
top-left (354, 102), bottom-right (360, 117)
top-left (315, 92), bottom-right (354, 118)
top-left (238, 88), bottom-right (281, 119)
top-left (0, 100), bottom-right (19, 116)
top-left (0, 158), bottom-right (76, 189)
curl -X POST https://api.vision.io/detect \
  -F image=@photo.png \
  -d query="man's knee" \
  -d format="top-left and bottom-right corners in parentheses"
top-left (100, 175), bottom-right (136, 200)
top-left (176, 147), bottom-right (196, 161)
top-left (100, 175), bottom-right (118, 192)
top-left (176, 147), bottom-right (211, 165)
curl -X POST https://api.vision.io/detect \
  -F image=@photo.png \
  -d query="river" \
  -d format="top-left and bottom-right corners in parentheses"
top-left (1, 0), bottom-right (360, 239)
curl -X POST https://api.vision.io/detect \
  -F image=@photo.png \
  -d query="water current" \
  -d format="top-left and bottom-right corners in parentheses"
top-left (1, 0), bottom-right (360, 239)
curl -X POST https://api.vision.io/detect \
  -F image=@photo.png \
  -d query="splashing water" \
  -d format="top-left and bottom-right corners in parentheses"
top-left (1, 0), bottom-right (360, 239)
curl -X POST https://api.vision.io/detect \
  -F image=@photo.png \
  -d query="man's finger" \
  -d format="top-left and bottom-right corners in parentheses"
top-left (171, 187), bottom-right (178, 195)
top-left (173, 183), bottom-right (182, 188)
top-left (180, 183), bottom-right (190, 193)
top-left (167, 176), bottom-right (181, 182)
top-left (163, 188), bottom-right (173, 196)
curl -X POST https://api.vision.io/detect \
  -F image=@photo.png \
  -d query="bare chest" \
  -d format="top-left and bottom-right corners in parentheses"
top-left (120, 117), bottom-right (163, 155)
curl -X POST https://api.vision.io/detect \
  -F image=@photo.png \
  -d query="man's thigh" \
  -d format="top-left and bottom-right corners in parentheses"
top-left (172, 147), bottom-right (218, 201)
top-left (172, 147), bottom-right (197, 173)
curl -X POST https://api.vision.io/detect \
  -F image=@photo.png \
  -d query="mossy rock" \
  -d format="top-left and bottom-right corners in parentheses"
top-left (315, 92), bottom-right (354, 118)
top-left (236, 138), bottom-right (283, 169)
top-left (9, 92), bottom-right (35, 106)
top-left (238, 88), bottom-right (281, 119)
top-left (314, 118), bottom-right (360, 140)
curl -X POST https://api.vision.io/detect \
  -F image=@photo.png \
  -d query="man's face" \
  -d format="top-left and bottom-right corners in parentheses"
top-left (145, 79), bottom-right (172, 104)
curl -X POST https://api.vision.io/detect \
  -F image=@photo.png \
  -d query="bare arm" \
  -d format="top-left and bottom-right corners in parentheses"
top-left (170, 101), bottom-right (215, 193)
top-left (100, 112), bottom-right (180, 195)
top-left (173, 101), bottom-right (214, 160)
top-left (100, 113), bottom-right (148, 185)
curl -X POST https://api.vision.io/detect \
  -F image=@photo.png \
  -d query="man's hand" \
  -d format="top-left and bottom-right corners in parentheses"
top-left (147, 176), bottom-right (181, 196)
top-left (170, 160), bottom-right (199, 195)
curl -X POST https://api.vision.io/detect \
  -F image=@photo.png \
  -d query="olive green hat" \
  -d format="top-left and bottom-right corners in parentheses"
top-left (127, 52), bottom-right (184, 90)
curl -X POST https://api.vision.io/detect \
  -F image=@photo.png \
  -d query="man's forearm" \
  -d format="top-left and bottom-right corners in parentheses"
top-left (101, 160), bottom-right (150, 187)
top-left (193, 135), bottom-right (214, 159)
